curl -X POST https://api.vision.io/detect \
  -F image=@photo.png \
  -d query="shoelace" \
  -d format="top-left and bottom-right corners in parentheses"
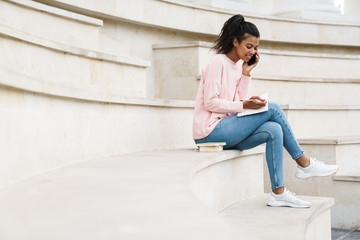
top-left (283, 190), bottom-right (307, 204)
top-left (284, 190), bottom-right (296, 197)
top-left (311, 158), bottom-right (324, 165)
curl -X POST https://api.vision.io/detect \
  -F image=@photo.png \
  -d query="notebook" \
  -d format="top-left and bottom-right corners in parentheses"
top-left (196, 142), bottom-right (226, 152)
top-left (237, 93), bottom-right (269, 117)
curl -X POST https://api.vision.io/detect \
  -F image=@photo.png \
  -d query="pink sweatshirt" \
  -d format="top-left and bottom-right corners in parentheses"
top-left (193, 54), bottom-right (251, 140)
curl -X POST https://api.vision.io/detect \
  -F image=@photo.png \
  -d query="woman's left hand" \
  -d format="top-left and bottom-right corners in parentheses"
top-left (243, 95), bottom-right (267, 109)
top-left (242, 51), bottom-right (259, 76)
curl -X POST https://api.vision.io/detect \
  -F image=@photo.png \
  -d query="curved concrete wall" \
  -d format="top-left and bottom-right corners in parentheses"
top-left (0, 0), bottom-right (195, 189)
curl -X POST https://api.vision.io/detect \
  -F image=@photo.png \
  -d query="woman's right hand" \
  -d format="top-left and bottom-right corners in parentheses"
top-left (243, 96), bottom-right (267, 109)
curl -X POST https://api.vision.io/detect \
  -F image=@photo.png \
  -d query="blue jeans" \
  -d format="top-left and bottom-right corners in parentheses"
top-left (195, 102), bottom-right (304, 190)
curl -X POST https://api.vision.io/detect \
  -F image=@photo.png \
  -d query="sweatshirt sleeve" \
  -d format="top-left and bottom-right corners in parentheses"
top-left (202, 59), bottom-right (244, 114)
top-left (236, 74), bottom-right (251, 100)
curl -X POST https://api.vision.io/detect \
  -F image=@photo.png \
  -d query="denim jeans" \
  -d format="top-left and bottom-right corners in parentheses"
top-left (195, 102), bottom-right (304, 190)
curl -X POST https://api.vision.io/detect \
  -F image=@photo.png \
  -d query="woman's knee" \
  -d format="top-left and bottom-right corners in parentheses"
top-left (263, 122), bottom-right (283, 140)
top-left (268, 101), bottom-right (282, 112)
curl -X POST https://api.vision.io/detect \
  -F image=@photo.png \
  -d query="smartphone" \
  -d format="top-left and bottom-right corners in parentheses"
top-left (247, 54), bottom-right (257, 66)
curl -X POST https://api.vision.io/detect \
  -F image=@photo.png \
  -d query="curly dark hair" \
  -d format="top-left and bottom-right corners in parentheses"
top-left (212, 14), bottom-right (260, 54)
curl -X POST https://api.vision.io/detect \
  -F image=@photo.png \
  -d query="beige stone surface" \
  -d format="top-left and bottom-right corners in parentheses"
top-left (253, 50), bottom-right (360, 80)
top-left (0, 33), bottom-right (148, 99)
top-left (153, 42), bottom-right (215, 100)
top-left (36, 0), bottom-right (360, 45)
top-left (283, 107), bottom-right (360, 138)
top-left (0, 148), bottom-right (334, 240)
top-left (0, 86), bottom-right (195, 189)
top-left (0, 149), bottom-right (242, 240)
top-left (305, 208), bottom-right (332, 240)
top-left (1, 0), bottom-right (102, 51)
top-left (332, 179), bottom-right (360, 229)
top-left (333, 171), bottom-right (360, 182)
top-left (251, 77), bottom-right (360, 106)
top-left (345, 0), bottom-right (360, 15)
top-left (191, 147), bottom-right (265, 211)
top-left (220, 194), bottom-right (334, 240)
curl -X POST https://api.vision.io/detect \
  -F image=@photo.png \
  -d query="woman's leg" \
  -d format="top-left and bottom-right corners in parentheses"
top-left (232, 121), bottom-right (285, 191)
top-left (203, 102), bottom-right (304, 161)
top-left (195, 102), bottom-right (336, 207)
top-left (262, 102), bottom-right (304, 160)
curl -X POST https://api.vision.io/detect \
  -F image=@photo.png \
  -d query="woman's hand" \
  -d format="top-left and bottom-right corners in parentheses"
top-left (243, 96), bottom-right (267, 109)
top-left (242, 51), bottom-right (259, 76)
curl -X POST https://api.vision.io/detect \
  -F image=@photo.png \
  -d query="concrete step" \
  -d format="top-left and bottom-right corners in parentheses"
top-left (34, 0), bottom-right (360, 47)
top-left (333, 171), bottom-right (360, 182)
top-left (298, 136), bottom-right (360, 174)
top-left (220, 194), bottom-right (334, 240)
top-left (252, 47), bottom-right (360, 85)
top-left (332, 171), bottom-right (360, 229)
top-left (0, 148), bottom-right (266, 240)
top-left (152, 42), bottom-right (360, 106)
top-left (0, 24), bottom-right (150, 99)
top-left (190, 147), bottom-right (265, 211)
top-left (153, 42), bottom-right (215, 100)
top-left (282, 106), bottom-right (360, 138)
top-left (0, 83), bottom-right (195, 189)
top-left (0, 148), bottom-right (334, 240)
top-left (264, 136), bottom-right (360, 229)
top-left (251, 75), bottom-right (360, 106)
top-left (0, 0), bottom-right (103, 51)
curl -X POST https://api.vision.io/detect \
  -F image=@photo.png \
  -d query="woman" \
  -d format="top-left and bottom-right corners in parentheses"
top-left (193, 14), bottom-right (338, 208)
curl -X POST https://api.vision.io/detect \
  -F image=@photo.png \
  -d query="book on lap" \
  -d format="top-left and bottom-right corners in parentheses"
top-left (237, 93), bottom-right (269, 117)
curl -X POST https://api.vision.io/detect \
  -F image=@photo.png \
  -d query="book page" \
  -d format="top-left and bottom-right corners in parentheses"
top-left (237, 93), bottom-right (269, 117)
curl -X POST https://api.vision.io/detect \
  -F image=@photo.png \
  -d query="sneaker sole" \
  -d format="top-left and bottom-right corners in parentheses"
top-left (295, 168), bottom-right (338, 179)
top-left (267, 201), bottom-right (311, 208)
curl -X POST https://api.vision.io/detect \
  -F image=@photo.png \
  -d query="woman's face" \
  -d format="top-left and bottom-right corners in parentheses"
top-left (233, 35), bottom-right (259, 62)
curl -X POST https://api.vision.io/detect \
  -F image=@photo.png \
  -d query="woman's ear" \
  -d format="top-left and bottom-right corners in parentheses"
top-left (233, 38), bottom-right (238, 47)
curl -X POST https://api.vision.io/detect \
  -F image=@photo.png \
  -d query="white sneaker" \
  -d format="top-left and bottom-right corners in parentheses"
top-left (296, 157), bottom-right (338, 179)
top-left (267, 188), bottom-right (311, 208)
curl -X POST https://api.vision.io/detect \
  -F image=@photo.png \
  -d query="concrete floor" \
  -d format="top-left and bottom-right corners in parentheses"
top-left (332, 228), bottom-right (360, 240)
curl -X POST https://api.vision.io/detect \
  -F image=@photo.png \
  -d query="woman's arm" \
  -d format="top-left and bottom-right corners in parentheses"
top-left (241, 52), bottom-right (266, 109)
top-left (202, 60), bottom-right (244, 113)
top-left (203, 91), bottom-right (244, 113)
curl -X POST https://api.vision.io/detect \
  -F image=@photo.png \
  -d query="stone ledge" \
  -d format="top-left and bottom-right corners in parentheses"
top-left (260, 48), bottom-right (360, 60)
top-left (162, 0), bottom-right (360, 27)
top-left (193, 146), bottom-right (265, 173)
top-left (281, 104), bottom-right (360, 111)
top-left (253, 74), bottom-right (360, 84)
top-left (0, 66), bottom-right (194, 109)
top-left (333, 172), bottom-right (360, 182)
top-left (198, 74), bottom-right (360, 84)
top-left (0, 24), bottom-right (150, 68)
top-left (298, 136), bottom-right (360, 145)
top-left (157, 41), bottom-right (360, 61)
top-left (0, 148), bottom-right (265, 240)
top-left (219, 194), bottom-right (335, 240)
top-left (4, 64), bottom-right (360, 111)
top-left (35, 0), bottom-right (360, 47)
top-left (153, 41), bottom-right (213, 49)
top-left (5, 0), bottom-right (103, 26)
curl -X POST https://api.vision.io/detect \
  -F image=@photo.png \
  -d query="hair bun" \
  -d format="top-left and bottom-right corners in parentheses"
top-left (237, 14), bottom-right (245, 22)
top-left (212, 14), bottom-right (259, 54)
